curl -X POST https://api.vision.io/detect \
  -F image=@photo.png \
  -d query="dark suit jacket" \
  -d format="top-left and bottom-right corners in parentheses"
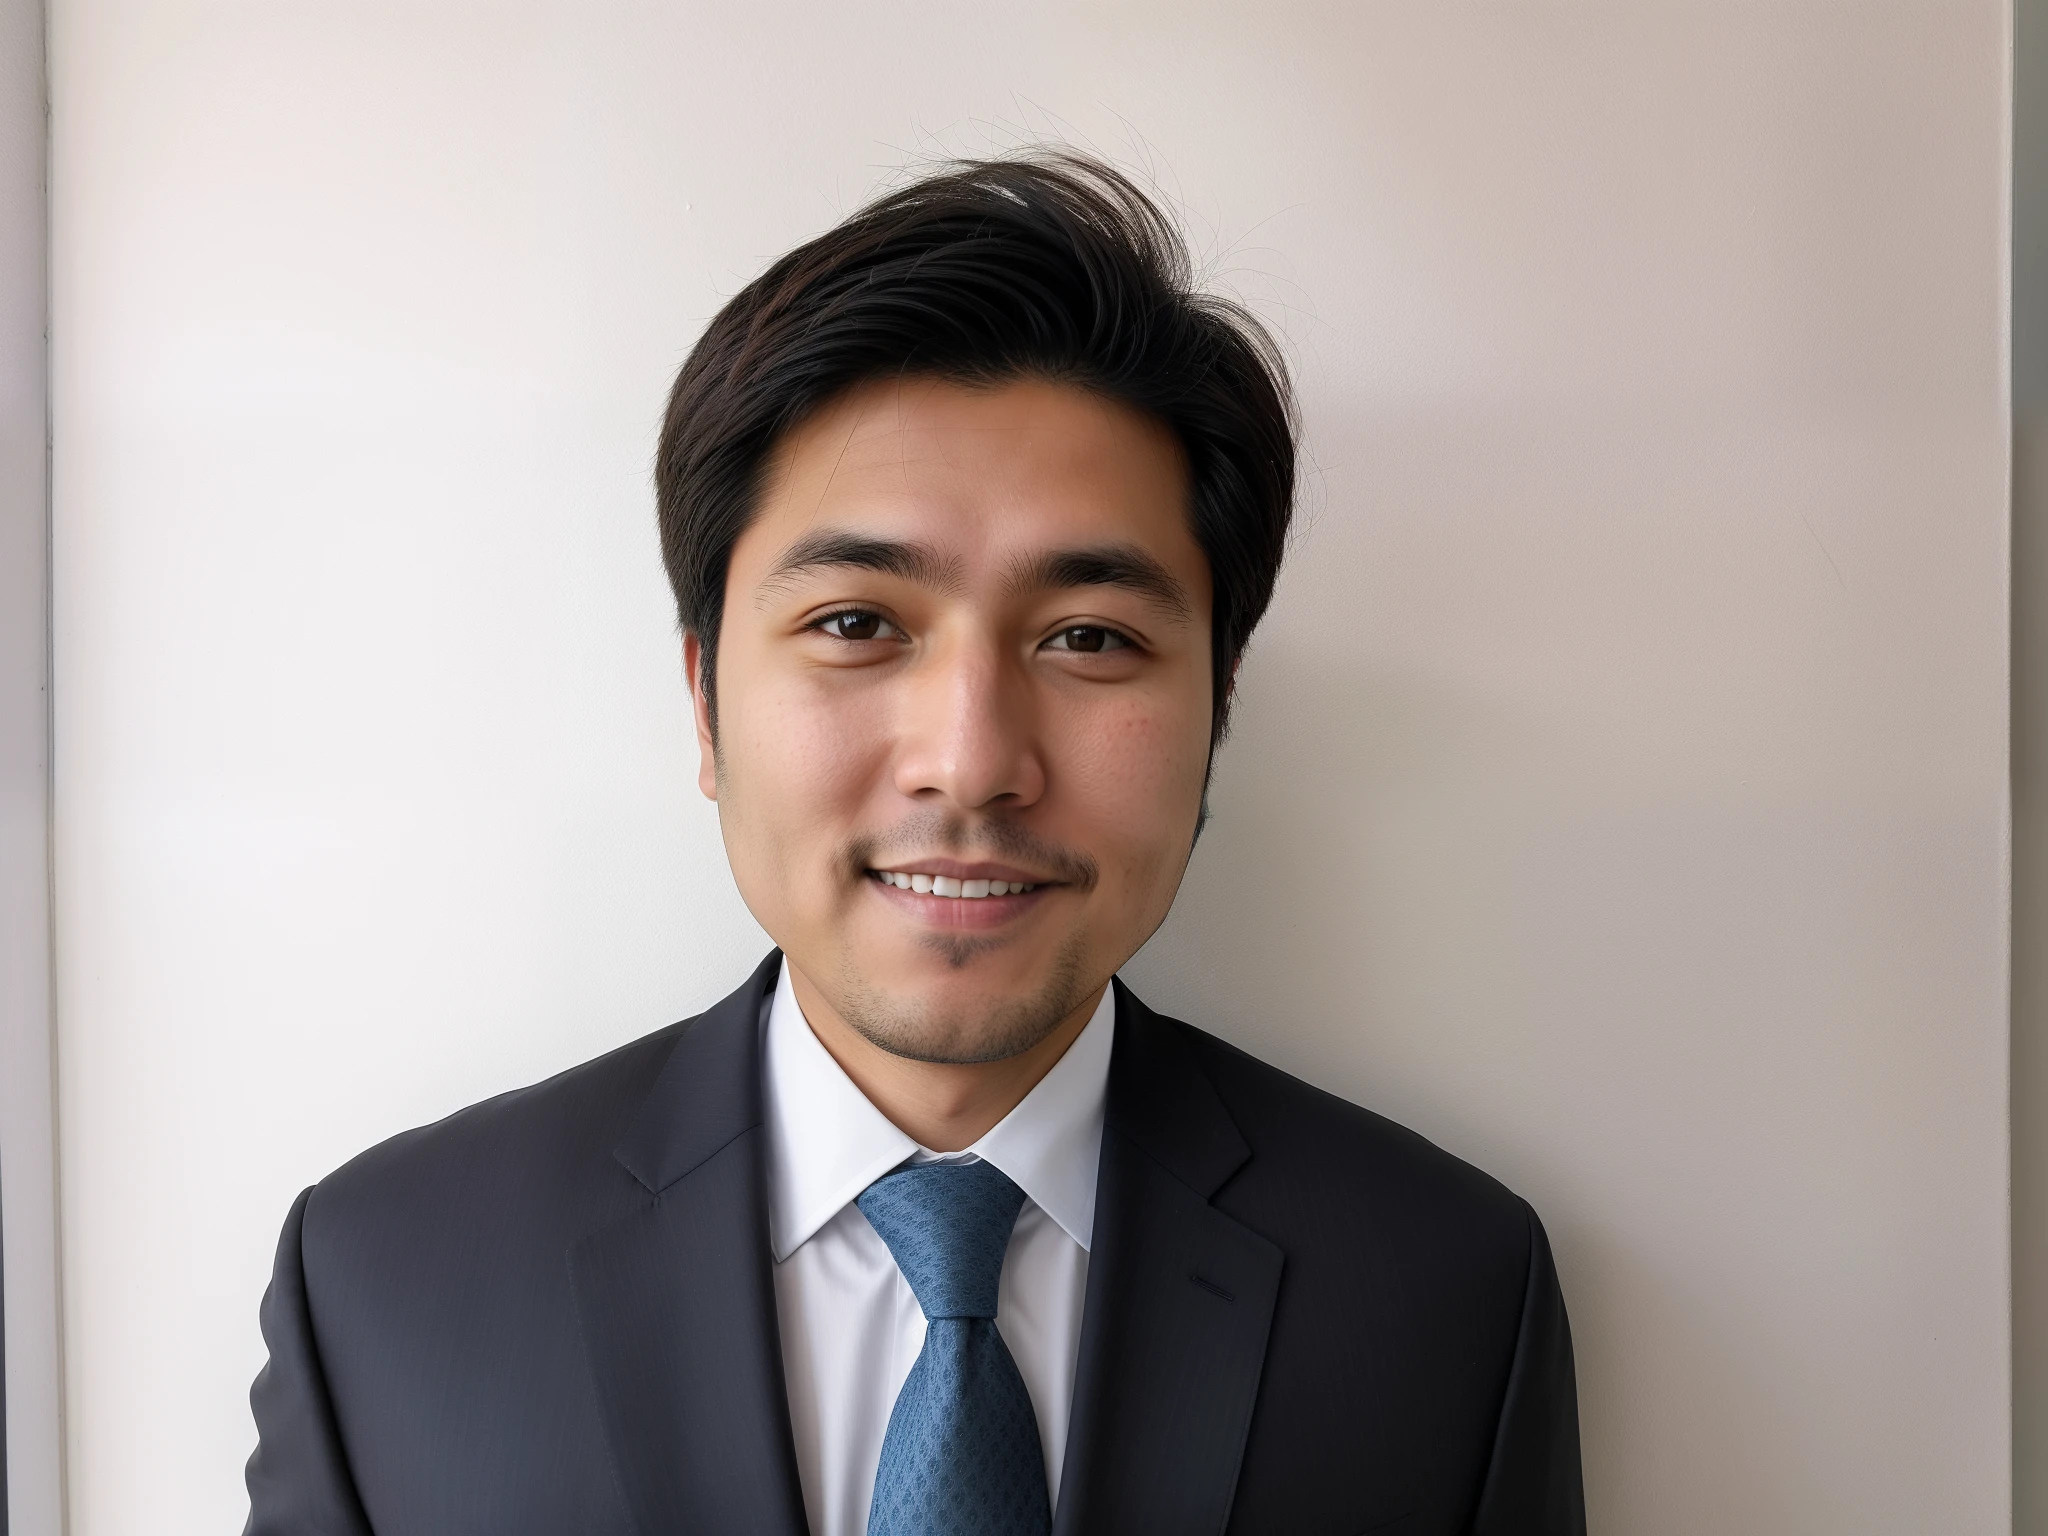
top-left (244, 951), bottom-right (1585, 1535)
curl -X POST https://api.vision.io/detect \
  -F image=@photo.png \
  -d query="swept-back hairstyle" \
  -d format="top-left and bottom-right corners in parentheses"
top-left (655, 151), bottom-right (1297, 745)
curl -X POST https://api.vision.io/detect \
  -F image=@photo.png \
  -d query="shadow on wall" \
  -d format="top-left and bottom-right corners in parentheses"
top-left (1120, 643), bottom-right (1871, 1528)
top-left (1124, 636), bottom-right (1541, 1092)
top-left (1120, 450), bottom-right (2006, 1528)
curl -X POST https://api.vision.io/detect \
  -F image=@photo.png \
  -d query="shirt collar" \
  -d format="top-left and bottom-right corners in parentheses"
top-left (762, 958), bottom-right (1114, 1262)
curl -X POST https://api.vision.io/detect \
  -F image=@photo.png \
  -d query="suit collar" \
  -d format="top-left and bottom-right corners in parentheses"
top-left (1054, 983), bottom-right (1281, 1536)
top-left (612, 948), bottom-right (782, 1194)
top-left (572, 951), bottom-right (808, 1536)
top-left (1104, 977), bottom-right (1251, 1198)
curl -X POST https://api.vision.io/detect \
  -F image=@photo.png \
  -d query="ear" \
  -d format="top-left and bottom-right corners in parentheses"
top-left (683, 631), bottom-right (719, 801)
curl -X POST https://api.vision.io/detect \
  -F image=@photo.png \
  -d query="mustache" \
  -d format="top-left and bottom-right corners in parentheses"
top-left (842, 809), bottom-right (1099, 889)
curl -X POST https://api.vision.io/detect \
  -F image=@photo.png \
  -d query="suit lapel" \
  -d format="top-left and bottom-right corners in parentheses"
top-left (569, 952), bottom-right (809, 1536)
top-left (1054, 981), bottom-right (1284, 1536)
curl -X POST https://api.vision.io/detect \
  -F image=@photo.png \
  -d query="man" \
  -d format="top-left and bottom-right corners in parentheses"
top-left (244, 153), bottom-right (1584, 1536)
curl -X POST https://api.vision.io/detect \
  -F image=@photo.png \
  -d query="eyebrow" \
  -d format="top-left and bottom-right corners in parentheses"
top-left (759, 531), bottom-right (963, 598)
top-left (758, 528), bottom-right (1193, 620)
top-left (1007, 543), bottom-right (1194, 620)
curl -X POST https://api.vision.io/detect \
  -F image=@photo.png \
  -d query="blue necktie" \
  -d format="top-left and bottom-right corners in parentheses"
top-left (856, 1160), bottom-right (1052, 1536)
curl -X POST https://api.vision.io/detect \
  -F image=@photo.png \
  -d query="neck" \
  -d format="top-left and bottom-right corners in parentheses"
top-left (787, 967), bottom-right (1103, 1152)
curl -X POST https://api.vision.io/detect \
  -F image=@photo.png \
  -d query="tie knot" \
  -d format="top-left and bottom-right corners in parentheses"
top-left (856, 1160), bottom-right (1026, 1320)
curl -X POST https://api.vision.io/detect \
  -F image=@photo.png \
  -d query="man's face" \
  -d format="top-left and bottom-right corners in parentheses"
top-left (691, 375), bottom-right (1214, 1064)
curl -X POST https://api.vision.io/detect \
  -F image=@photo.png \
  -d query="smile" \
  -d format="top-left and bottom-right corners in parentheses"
top-left (867, 869), bottom-right (1043, 898)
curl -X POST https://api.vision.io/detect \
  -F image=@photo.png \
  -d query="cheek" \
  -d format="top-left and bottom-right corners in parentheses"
top-left (1054, 694), bottom-right (1209, 873)
top-left (716, 670), bottom-right (895, 872)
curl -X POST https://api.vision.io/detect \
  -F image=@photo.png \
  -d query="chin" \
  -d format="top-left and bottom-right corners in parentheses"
top-left (854, 1001), bottom-right (1071, 1067)
top-left (835, 932), bottom-right (1098, 1059)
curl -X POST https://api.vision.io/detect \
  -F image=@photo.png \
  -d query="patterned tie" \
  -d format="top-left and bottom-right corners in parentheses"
top-left (856, 1160), bottom-right (1052, 1536)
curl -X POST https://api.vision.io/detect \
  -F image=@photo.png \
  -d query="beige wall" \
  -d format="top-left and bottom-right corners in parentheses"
top-left (49, 2), bottom-right (2011, 1531)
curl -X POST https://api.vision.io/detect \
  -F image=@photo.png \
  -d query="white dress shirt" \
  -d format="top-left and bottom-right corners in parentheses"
top-left (762, 960), bottom-right (1113, 1536)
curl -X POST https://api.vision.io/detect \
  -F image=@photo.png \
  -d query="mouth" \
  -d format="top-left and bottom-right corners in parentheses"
top-left (863, 861), bottom-right (1060, 928)
top-left (866, 865), bottom-right (1045, 899)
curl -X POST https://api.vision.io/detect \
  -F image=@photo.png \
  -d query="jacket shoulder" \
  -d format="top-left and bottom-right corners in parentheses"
top-left (298, 952), bottom-right (782, 1271)
top-left (305, 1018), bottom-right (688, 1242)
top-left (1166, 1011), bottom-right (1537, 1248)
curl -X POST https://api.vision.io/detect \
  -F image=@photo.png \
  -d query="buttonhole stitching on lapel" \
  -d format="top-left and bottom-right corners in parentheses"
top-left (1188, 1272), bottom-right (1235, 1303)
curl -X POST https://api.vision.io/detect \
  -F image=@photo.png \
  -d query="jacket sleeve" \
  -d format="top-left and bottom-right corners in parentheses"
top-left (243, 1185), bottom-right (376, 1536)
top-left (1468, 1202), bottom-right (1587, 1536)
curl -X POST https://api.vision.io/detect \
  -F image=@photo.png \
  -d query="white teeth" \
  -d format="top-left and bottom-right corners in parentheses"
top-left (873, 870), bottom-right (1039, 898)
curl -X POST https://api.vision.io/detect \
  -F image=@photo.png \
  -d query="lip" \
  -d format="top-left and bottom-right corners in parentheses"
top-left (864, 858), bottom-right (1058, 885)
top-left (865, 871), bottom-right (1055, 930)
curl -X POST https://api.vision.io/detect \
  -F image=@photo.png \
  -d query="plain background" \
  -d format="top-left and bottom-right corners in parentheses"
top-left (2014, 0), bottom-right (2046, 1524)
top-left (0, 0), bottom-right (57, 1524)
top-left (35, 1), bottom-right (2012, 1532)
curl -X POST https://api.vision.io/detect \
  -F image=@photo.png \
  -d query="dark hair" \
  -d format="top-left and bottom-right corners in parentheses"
top-left (655, 151), bottom-right (1296, 745)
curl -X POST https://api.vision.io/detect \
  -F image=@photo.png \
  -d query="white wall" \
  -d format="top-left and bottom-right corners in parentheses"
top-left (49, 2), bottom-right (2011, 1532)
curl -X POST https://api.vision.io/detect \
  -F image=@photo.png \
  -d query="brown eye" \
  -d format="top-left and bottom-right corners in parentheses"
top-left (819, 610), bottom-right (895, 642)
top-left (1045, 625), bottom-right (1129, 654)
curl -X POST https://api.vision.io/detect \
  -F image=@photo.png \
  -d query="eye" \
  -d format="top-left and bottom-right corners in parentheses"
top-left (814, 609), bottom-right (901, 643)
top-left (1042, 625), bottom-right (1133, 654)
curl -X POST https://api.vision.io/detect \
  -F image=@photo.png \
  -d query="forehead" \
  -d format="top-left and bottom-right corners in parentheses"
top-left (743, 376), bottom-right (1200, 574)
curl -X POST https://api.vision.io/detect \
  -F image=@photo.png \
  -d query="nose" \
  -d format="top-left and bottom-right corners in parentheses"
top-left (891, 633), bottom-right (1046, 811)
